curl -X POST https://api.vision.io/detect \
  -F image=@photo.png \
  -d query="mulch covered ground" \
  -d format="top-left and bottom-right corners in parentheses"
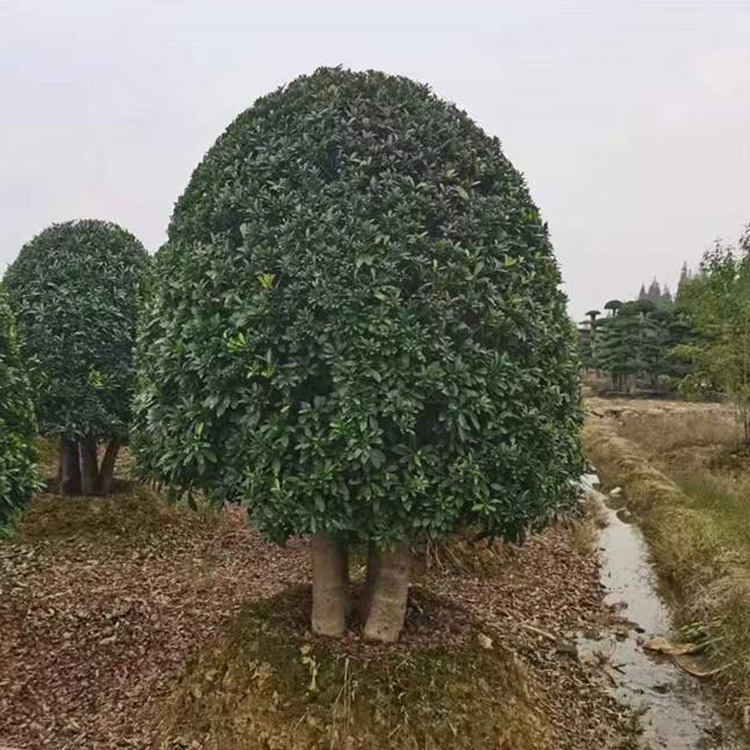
top-left (0, 488), bottom-right (635, 750)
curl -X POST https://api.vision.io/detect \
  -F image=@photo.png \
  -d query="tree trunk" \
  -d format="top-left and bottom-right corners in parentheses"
top-left (741, 400), bottom-right (750, 445)
top-left (79, 437), bottom-right (99, 496)
top-left (57, 445), bottom-right (64, 489)
top-left (95, 438), bottom-right (121, 496)
top-left (311, 532), bottom-right (348, 637)
top-left (364, 541), bottom-right (411, 643)
top-left (60, 437), bottom-right (82, 495)
top-left (358, 542), bottom-right (381, 622)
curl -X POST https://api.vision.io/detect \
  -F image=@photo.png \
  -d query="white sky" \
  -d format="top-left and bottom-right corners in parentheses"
top-left (1, 0), bottom-right (749, 319)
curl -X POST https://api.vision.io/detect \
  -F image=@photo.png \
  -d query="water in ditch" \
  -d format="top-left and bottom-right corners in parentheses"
top-left (578, 474), bottom-right (747, 750)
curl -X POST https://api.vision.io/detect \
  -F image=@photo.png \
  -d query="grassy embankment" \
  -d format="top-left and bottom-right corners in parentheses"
top-left (584, 399), bottom-right (750, 727)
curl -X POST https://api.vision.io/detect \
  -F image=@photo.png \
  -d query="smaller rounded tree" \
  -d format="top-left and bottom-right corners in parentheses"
top-left (2, 220), bottom-right (149, 495)
top-left (135, 68), bottom-right (583, 642)
top-left (0, 289), bottom-right (39, 521)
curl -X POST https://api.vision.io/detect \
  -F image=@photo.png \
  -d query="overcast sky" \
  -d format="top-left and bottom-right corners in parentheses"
top-left (1, 0), bottom-right (748, 319)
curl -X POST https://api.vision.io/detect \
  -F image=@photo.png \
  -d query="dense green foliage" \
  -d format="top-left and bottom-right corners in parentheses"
top-left (581, 222), bottom-right (750, 414)
top-left (0, 289), bottom-right (39, 521)
top-left (134, 67), bottom-right (583, 545)
top-left (579, 298), bottom-right (691, 392)
top-left (596, 300), bottom-right (691, 390)
top-left (2, 220), bottom-right (149, 441)
top-left (675, 225), bottom-right (750, 441)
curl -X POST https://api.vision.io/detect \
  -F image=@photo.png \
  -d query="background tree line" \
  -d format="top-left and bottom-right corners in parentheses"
top-left (579, 221), bottom-right (750, 442)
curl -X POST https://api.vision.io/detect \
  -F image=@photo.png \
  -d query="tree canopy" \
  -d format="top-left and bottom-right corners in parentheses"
top-left (0, 289), bottom-right (39, 521)
top-left (2, 220), bottom-right (150, 494)
top-left (675, 226), bottom-right (750, 441)
top-left (135, 67), bottom-right (583, 550)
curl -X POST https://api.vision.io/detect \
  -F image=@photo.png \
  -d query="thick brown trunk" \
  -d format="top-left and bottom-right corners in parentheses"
top-left (311, 532), bottom-right (348, 637)
top-left (79, 437), bottom-right (99, 496)
top-left (60, 437), bottom-right (82, 495)
top-left (364, 541), bottom-right (411, 643)
top-left (95, 438), bottom-right (121, 496)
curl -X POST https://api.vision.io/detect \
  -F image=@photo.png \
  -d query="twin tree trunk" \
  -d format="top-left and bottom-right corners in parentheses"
top-left (58, 437), bottom-right (121, 496)
top-left (311, 532), bottom-right (412, 643)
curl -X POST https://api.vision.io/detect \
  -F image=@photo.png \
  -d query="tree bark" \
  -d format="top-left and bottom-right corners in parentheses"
top-left (60, 437), bottom-right (82, 495)
top-left (95, 438), bottom-right (121, 496)
top-left (57, 445), bottom-right (64, 489)
top-left (311, 532), bottom-right (348, 637)
top-left (364, 541), bottom-right (411, 643)
top-left (358, 542), bottom-right (381, 622)
top-left (79, 437), bottom-right (99, 496)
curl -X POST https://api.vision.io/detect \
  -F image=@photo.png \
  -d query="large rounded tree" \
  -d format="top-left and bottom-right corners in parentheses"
top-left (3, 220), bottom-right (149, 496)
top-left (134, 68), bottom-right (583, 641)
top-left (0, 289), bottom-right (39, 521)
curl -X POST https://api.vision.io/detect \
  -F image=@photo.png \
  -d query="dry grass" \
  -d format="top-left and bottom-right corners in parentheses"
top-left (672, 473), bottom-right (750, 567)
top-left (617, 409), bottom-right (741, 456)
top-left (584, 401), bottom-right (750, 722)
top-left (12, 488), bottom-right (221, 544)
top-left (569, 494), bottom-right (608, 556)
top-left (3, 438), bottom-right (222, 545)
top-left (416, 533), bottom-right (513, 577)
top-left (36, 436), bottom-right (62, 482)
top-left (153, 586), bottom-right (550, 750)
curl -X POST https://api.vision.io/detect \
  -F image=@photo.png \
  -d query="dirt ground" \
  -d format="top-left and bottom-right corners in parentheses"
top-left (1, 475), bottom-right (638, 749)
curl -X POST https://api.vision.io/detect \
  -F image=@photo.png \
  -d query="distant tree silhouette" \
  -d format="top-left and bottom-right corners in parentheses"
top-left (637, 278), bottom-right (673, 306)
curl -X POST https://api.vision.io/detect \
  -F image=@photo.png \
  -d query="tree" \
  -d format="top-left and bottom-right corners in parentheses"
top-left (578, 322), bottom-right (594, 370)
top-left (637, 279), bottom-right (672, 306)
top-left (675, 226), bottom-right (750, 442)
top-left (2, 220), bottom-right (149, 495)
top-left (647, 278), bottom-right (662, 302)
top-left (595, 294), bottom-right (691, 392)
top-left (604, 299), bottom-right (623, 316)
top-left (0, 289), bottom-right (40, 522)
top-left (679, 262), bottom-right (691, 289)
top-left (134, 67), bottom-right (583, 642)
top-left (578, 310), bottom-right (601, 370)
top-left (597, 301), bottom-right (642, 390)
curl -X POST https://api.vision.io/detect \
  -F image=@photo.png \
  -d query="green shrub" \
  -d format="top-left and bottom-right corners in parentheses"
top-left (135, 67), bottom-right (582, 545)
top-left (3, 220), bottom-right (150, 494)
top-left (0, 288), bottom-right (39, 521)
